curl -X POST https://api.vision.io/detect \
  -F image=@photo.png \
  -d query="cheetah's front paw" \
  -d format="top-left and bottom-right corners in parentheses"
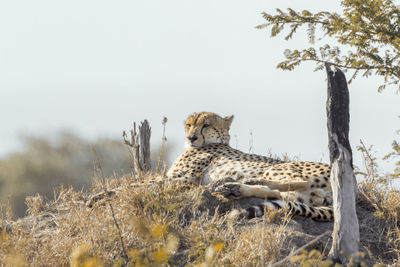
top-left (213, 183), bottom-right (242, 199)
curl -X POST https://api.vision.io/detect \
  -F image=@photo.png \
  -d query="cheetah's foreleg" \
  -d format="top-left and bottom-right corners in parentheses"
top-left (243, 179), bottom-right (308, 192)
top-left (240, 184), bottom-right (281, 199)
top-left (214, 183), bottom-right (281, 200)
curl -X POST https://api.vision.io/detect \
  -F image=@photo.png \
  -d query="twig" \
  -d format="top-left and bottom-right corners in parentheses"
top-left (6, 195), bottom-right (13, 221)
top-left (156, 117), bottom-right (168, 173)
top-left (193, 205), bottom-right (208, 245)
top-left (91, 146), bottom-right (106, 186)
top-left (123, 125), bottom-right (141, 178)
top-left (199, 215), bottom-right (208, 245)
top-left (248, 130), bottom-right (254, 153)
top-left (122, 130), bottom-right (135, 168)
top-left (91, 146), bottom-right (129, 264)
top-left (359, 139), bottom-right (376, 179)
top-left (210, 248), bottom-right (223, 267)
top-left (108, 203), bottom-right (128, 263)
top-left (123, 121), bottom-right (152, 177)
top-left (267, 231), bottom-right (330, 267)
top-left (261, 208), bottom-right (265, 267)
top-left (359, 188), bottom-right (384, 214)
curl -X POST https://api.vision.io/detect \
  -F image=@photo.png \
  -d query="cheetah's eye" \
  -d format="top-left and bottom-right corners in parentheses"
top-left (186, 124), bottom-right (191, 128)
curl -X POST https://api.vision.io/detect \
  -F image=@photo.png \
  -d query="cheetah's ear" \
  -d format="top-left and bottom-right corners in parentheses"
top-left (224, 115), bottom-right (234, 128)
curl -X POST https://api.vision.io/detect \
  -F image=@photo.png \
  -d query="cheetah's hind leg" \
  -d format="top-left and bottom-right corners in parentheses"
top-left (213, 182), bottom-right (281, 200)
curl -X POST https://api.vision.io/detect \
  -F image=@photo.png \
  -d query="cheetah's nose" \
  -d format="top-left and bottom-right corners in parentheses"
top-left (188, 135), bottom-right (198, 142)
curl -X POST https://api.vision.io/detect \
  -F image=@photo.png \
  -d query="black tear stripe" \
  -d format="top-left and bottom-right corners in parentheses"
top-left (200, 124), bottom-right (209, 136)
top-left (200, 122), bottom-right (215, 142)
top-left (200, 124), bottom-right (207, 134)
top-left (199, 125), bottom-right (207, 146)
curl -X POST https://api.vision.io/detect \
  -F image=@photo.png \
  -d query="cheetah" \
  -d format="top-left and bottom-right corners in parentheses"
top-left (167, 111), bottom-right (333, 221)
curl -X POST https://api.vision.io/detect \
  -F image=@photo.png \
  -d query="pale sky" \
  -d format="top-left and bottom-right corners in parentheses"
top-left (0, 1), bottom-right (399, 173)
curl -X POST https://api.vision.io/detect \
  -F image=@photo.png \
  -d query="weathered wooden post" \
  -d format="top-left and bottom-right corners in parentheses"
top-left (325, 63), bottom-right (360, 263)
top-left (123, 120), bottom-right (152, 175)
top-left (136, 120), bottom-right (152, 173)
top-left (87, 120), bottom-right (152, 208)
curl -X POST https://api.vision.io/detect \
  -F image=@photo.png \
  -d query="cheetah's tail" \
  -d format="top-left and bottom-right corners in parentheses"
top-left (240, 200), bottom-right (333, 222)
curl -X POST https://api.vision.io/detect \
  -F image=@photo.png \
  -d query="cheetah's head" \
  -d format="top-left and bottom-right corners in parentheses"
top-left (184, 112), bottom-right (233, 149)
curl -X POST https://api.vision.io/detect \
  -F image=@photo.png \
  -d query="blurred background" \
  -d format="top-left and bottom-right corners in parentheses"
top-left (1, 0), bottom-right (398, 217)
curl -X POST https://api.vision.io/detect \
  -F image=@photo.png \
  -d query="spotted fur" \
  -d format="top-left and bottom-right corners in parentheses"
top-left (167, 112), bottom-right (333, 221)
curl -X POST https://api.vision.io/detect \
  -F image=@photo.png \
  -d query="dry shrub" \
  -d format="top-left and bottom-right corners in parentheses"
top-left (221, 224), bottom-right (289, 266)
top-left (0, 170), bottom-right (296, 266)
top-left (25, 194), bottom-right (44, 215)
top-left (357, 140), bottom-right (400, 262)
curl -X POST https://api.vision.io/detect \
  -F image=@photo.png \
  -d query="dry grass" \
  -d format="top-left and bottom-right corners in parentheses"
top-left (0, 138), bottom-right (399, 266)
top-left (1, 166), bottom-right (398, 266)
top-left (356, 141), bottom-right (400, 264)
top-left (0, 170), bottom-right (296, 266)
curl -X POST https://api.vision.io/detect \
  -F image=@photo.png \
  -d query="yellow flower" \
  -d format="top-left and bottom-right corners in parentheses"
top-left (128, 248), bottom-right (141, 260)
top-left (70, 243), bottom-right (91, 267)
top-left (151, 223), bottom-right (168, 239)
top-left (82, 257), bottom-right (104, 267)
top-left (213, 241), bottom-right (224, 253)
top-left (152, 247), bottom-right (169, 263)
top-left (70, 243), bottom-right (104, 267)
